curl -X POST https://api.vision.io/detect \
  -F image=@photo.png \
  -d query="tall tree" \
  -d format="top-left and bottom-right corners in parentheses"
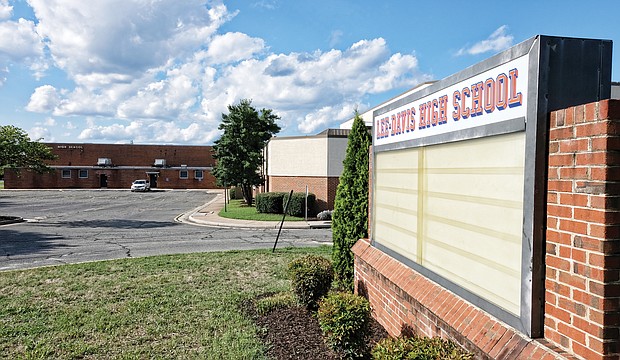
top-left (332, 111), bottom-right (371, 290)
top-left (212, 99), bottom-right (280, 206)
top-left (0, 125), bottom-right (56, 175)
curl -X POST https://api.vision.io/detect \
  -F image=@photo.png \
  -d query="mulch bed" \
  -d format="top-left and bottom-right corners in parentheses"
top-left (242, 297), bottom-right (388, 359)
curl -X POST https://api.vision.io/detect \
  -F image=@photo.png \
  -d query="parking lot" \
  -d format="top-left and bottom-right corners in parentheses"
top-left (0, 190), bottom-right (332, 271)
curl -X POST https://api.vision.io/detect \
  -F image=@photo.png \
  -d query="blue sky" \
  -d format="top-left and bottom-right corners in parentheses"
top-left (0, 0), bottom-right (618, 145)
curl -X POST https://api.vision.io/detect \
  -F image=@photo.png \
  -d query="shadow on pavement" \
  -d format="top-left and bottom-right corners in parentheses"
top-left (58, 219), bottom-right (180, 229)
top-left (0, 228), bottom-right (72, 257)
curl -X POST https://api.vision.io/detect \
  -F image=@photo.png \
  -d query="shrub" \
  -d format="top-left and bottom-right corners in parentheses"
top-left (317, 292), bottom-right (371, 359)
top-left (283, 192), bottom-right (316, 217)
top-left (255, 292), bottom-right (297, 315)
top-left (333, 111), bottom-right (371, 290)
top-left (317, 210), bottom-right (333, 221)
top-left (371, 336), bottom-right (473, 360)
top-left (288, 255), bottom-right (333, 309)
top-left (256, 192), bottom-right (286, 214)
top-left (228, 187), bottom-right (243, 200)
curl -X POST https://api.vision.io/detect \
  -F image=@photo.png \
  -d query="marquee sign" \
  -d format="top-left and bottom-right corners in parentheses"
top-left (370, 35), bottom-right (612, 337)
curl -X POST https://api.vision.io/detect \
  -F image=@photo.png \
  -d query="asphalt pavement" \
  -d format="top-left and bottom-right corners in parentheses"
top-left (0, 189), bottom-right (332, 271)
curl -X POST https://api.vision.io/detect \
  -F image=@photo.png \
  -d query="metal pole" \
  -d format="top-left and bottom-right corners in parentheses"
top-left (224, 183), bottom-right (227, 212)
top-left (305, 185), bottom-right (308, 221)
top-left (273, 190), bottom-right (294, 253)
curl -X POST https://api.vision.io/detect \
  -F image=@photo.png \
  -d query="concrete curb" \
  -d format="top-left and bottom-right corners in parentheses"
top-left (177, 191), bottom-right (332, 229)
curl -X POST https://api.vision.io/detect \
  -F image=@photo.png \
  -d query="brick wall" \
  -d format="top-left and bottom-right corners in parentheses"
top-left (353, 239), bottom-right (573, 359)
top-left (268, 175), bottom-right (339, 213)
top-left (545, 100), bottom-right (620, 359)
top-left (5, 168), bottom-right (218, 189)
top-left (354, 99), bottom-right (620, 359)
top-left (46, 143), bottom-right (215, 168)
top-left (4, 143), bottom-right (218, 189)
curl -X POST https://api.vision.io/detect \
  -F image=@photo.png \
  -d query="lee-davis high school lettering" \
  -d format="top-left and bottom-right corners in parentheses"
top-left (375, 55), bottom-right (527, 145)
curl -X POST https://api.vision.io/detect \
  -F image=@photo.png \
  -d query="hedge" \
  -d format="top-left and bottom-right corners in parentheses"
top-left (283, 192), bottom-right (315, 217)
top-left (256, 192), bottom-right (287, 214)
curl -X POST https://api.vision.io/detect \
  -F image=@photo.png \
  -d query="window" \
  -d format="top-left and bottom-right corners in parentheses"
top-left (79, 169), bottom-right (88, 179)
top-left (179, 170), bottom-right (188, 179)
top-left (62, 169), bottom-right (71, 178)
top-left (194, 170), bottom-right (203, 179)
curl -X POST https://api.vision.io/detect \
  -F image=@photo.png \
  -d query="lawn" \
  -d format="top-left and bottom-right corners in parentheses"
top-left (0, 246), bottom-right (332, 359)
top-left (219, 199), bottom-right (306, 221)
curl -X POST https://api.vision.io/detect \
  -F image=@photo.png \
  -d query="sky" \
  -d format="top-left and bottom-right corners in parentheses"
top-left (0, 0), bottom-right (618, 145)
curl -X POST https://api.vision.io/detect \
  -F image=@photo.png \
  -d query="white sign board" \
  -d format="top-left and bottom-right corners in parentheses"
top-left (374, 55), bottom-right (529, 146)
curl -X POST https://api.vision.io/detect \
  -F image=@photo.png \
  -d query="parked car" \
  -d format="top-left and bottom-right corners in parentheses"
top-left (130, 179), bottom-right (150, 192)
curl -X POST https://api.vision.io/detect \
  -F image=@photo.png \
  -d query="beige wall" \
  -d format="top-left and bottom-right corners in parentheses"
top-left (268, 137), bottom-right (327, 176)
top-left (267, 136), bottom-right (347, 177)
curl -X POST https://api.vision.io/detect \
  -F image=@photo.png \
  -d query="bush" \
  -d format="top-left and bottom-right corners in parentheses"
top-left (317, 210), bottom-right (333, 221)
top-left (256, 192), bottom-right (286, 214)
top-left (371, 336), bottom-right (473, 360)
top-left (228, 187), bottom-right (243, 200)
top-left (333, 111), bottom-right (371, 290)
top-left (255, 292), bottom-right (297, 315)
top-left (283, 192), bottom-right (316, 217)
top-left (317, 292), bottom-right (371, 359)
top-left (288, 255), bottom-right (333, 309)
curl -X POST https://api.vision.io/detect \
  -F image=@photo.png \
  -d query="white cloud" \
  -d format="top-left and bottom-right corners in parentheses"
top-left (64, 120), bottom-right (76, 130)
top-left (329, 30), bottom-right (343, 48)
top-left (43, 117), bottom-right (56, 126)
top-left (17, 1), bottom-right (430, 143)
top-left (0, 18), bottom-right (44, 61)
top-left (206, 32), bottom-right (265, 64)
top-left (78, 120), bottom-right (221, 144)
top-left (202, 37), bottom-right (426, 132)
top-left (456, 25), bottom-right (514, 56)
top-left (0, 0), bottom-right (12, 20)
top-left (28, 126), bottom-right (54, 141)
top-left (298, 103), bottom-right (357, 133)
top-left (26, 85), bottom-right (60, 112)
top-left (0, 66), bottom-right (7, 86)
top-left (29, 0), bottom-right (231, 76)
top-left (252, 1), bottom-right (278, 10)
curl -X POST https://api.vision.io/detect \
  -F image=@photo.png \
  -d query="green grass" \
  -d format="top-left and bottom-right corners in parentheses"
top-left (0, 246), bottom-right (332, 359)
top-left (219, 199), bottom-right (305, 221)
top-left (0, 180), bottom-right (4, 189)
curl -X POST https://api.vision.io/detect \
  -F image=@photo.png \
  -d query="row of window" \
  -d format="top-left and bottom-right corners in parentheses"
top-left (180, 170), bottom-right (203, 179)
top-left (61, 169), bottom-right (204, 179)
top-left (62, 169), bottom-right (88, 178)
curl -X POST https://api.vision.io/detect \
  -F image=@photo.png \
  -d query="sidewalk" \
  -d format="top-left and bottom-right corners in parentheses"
top-left (180, 190), bottom-right (331, 229)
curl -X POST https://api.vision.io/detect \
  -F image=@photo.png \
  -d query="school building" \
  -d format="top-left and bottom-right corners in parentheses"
top-left (4, 143), bottom-right (217, 189)
top-left (264, 128), bottom-right (350, 212)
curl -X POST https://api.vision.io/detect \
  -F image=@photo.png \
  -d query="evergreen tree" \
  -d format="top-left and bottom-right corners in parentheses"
top-left (332, 111), bottom-right (371, 290)
top-left (212, 99), bottom-right (280, 206)
top-left (0, 125), bottom-right (56, 176)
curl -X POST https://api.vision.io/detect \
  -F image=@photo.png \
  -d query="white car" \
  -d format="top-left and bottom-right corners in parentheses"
top-left (130, 179), bottom-right (150, 192)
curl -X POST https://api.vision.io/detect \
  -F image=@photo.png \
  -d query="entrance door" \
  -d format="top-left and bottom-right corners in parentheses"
top-left (99, 174), bottom-right (108, 188)
top-left (149, 173), bottom-right (158, 188)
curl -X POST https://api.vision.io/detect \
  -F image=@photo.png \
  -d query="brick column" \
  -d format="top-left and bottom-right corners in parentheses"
top-left (546, 100), bottom-right (620, 359)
